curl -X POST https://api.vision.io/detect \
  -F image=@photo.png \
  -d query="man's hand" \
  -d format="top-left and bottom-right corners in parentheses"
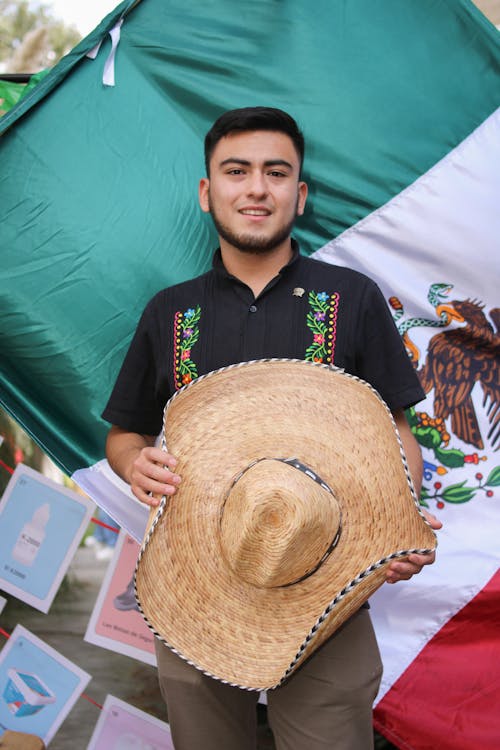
top-left (106, 426), bottom-right (181, 507)
top-left (129, 446), bottom-right (181, 507)
top-left (385, 509), bottom-right (442, 584)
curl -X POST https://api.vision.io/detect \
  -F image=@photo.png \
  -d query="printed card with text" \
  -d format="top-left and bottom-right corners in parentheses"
top-left (0, 465), bottom-right (95, 612)
top-left (87, 694), bottom-right (173, 749)
top-left (85, 532), bottom-right (157, 666)
top-left (0, 625), bottom-right (90, 744)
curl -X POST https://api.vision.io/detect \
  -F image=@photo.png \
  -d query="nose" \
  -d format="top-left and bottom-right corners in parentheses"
top-left (247, 170), bottom-right (268, 198)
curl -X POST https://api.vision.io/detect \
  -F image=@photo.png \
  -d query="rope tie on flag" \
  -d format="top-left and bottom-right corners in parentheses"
top-left (85, 18), bottom-right (124, 87)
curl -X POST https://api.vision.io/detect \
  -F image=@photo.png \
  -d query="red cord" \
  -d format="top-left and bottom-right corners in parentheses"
top-left (90, 517), bottom-right (120, 533)
top-left (81, 693), bottom-right (103, 709)
top-left (0, 458), bottom-right (14, 475)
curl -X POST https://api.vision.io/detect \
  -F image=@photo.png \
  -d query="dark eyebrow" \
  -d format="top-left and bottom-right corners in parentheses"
top-left (264, 159), bottom-right (294, 170)
top-left (219, 158), bottom-right (251, 167)
top-left (219, 158), bottom-right (294, 170)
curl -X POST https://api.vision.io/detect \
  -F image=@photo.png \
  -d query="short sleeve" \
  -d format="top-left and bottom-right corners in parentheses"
top-left (355, 280), bottom-right (425, 411)
top-left (101, 297), bottom-right (167, 435)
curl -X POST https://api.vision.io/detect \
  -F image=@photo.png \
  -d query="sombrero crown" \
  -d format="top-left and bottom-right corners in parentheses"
top-left (135, 359), bottom-right (436, 690)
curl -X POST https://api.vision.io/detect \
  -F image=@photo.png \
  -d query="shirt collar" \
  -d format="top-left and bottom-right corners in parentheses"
top-left (212, 238), bottom-right (301, 280)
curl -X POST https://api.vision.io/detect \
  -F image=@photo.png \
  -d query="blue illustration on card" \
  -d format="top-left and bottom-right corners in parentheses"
top-left (0, 636), bottom-right (80, 737)
top-left (0, 473), bottom-right (87, 599)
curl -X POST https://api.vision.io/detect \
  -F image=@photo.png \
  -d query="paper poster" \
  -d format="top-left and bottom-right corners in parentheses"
top-left (0, 465), bottom-right (95, 613)
top-left (85, 532), bottom-right (156, 666)
top-left (0, 624), bottom-right (90, 744)
top-left (87, 694), bottom-right (173, 749)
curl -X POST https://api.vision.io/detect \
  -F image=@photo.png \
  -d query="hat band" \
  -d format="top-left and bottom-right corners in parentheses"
top-left (277, 459), bottom-right (342, 587)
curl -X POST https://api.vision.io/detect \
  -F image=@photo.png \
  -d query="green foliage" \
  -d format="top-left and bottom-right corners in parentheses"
top-left (177, 306), bottom-right (202, 382)
top-left (440, 481), bottom-right (477, 504)
top-left (434, 445), bottom-right (466, 469)
top-left (485, 466), bottom-right (500, 487)
top-left (0, 68), bottom-right (49, 114)
top-left (0, 77), bottom-right (25, 110)
top-left (404, 406), bottom-right (418, 429)
top-left (414, 425), bottom-right (442, 450)
top-left (305, 291), bottom-right (331, 362)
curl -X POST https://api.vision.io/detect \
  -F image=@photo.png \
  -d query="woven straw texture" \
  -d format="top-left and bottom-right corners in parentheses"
top-left (135, 360), bottom-right (436, 690)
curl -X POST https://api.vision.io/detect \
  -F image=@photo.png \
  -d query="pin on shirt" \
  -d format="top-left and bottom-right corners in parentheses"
top-left (293, 287), bottom-right (305, 297)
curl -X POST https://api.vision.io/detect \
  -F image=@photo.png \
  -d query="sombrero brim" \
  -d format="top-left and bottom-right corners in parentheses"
top-left (135, 359), bottom-right (436, 690)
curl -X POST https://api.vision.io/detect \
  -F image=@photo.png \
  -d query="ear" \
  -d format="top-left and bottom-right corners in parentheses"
top-left (199, 178), bottom-right (210, 213)
top-left (296, 181), bottom-right (308, 216)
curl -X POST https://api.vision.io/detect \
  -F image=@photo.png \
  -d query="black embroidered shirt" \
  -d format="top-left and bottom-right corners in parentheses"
top-left (102, 242), bottom-right (424, 434)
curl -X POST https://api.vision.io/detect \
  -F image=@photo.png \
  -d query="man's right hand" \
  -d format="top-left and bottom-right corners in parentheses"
top-left (105, 426), bottom-right (181, 507)
top-left (129, 445), bottom-right (181, 507)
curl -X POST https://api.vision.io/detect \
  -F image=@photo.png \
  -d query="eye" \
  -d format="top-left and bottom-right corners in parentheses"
top-left (227, 168), bottom-right (245, 175)
top-left (268, 170), bottom-right (287, 178)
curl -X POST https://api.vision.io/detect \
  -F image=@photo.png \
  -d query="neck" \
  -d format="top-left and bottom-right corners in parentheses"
top-left (220, 239), bottom-right (294, 298)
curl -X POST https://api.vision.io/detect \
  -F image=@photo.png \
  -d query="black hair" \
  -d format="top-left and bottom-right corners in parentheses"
top-left (204, 106), bottom-right (305, 175)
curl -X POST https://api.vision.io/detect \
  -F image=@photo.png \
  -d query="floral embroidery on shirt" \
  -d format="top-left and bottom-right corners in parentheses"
top-left (173, 305), bottom-right (201, 389)
top-left (305, 291), bottom-right (340, 364)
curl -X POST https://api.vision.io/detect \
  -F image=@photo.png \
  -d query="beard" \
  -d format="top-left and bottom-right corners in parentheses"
top-left (208, 194), bottom-right (298, 255)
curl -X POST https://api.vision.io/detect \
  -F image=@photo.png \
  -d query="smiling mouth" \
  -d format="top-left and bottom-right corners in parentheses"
top-left (239, 209), bottom-right (271, 216)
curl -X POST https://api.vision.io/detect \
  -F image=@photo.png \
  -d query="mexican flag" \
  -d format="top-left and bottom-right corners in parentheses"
top-left (313, 106), bottom-right (500, 749)
top-left (1, 2), bottom-right (499, 747)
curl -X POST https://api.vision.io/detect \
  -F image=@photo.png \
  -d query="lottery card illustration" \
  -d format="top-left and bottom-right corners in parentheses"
top-left (87, 694), bottom-right (173, 749)
top-left (0, 464), bottom-right (94, 612)
top-left (85, 532), bottom-right (156, 666)
top-left (0, 625), bottom-right (90, 744)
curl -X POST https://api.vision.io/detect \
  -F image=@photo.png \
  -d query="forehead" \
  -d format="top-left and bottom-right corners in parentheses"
top-left (210, 130), bottom-right (300, 169)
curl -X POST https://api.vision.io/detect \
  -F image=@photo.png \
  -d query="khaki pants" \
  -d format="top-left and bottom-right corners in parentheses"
top-left (155, 608), bottom-right (382, 750)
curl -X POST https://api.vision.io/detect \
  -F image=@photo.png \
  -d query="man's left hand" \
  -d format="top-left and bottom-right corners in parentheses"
top-left (385, 510), bottom-right (442, 584)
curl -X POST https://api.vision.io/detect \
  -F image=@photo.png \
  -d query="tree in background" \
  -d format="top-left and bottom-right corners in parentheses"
top-left (0, 0), bottom-right (81, 72)
top-left (0, 410), bottom-right (46, 495)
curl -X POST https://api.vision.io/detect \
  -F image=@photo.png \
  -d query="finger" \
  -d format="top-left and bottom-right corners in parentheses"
top-left (131, 456), bottom-right (181, 484)
top-left (421, 509), bottom-right (443, 530)
top-left (388, 561), bottom-right (422, 578)
top-left (386, 574), bottom-right (412, 584)
top-left (140, 462), bottom-right (181, 485)
top-left (145, 448), bottom-right (178, 469)
top-left (385, 557), bottom-right (426, 582)
top-left (132, 486), bottom-right (161, 507)
top-left (407, 552), bottom-right (436, 566)
top-left (132, 477), bottom-right (178, 500)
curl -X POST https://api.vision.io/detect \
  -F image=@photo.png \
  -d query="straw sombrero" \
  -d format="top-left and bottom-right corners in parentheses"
top-left (135, 359), bottom-right (436, 690)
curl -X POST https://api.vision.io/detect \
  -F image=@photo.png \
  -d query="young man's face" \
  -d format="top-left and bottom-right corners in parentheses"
top-left (199, 130), bottom-right (308, 254)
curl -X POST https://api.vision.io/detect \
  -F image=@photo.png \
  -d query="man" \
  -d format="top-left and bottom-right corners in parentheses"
top-left (103, 107), bottom-right (441, 750)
